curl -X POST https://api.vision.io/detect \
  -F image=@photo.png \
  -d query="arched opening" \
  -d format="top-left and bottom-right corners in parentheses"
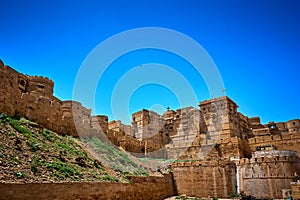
top-left (19, 79), bottom-right (26, 87)
top-left (18, 78), bottom-right (27, 92)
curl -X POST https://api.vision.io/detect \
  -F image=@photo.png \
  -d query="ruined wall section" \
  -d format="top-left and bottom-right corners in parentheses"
top-left (237, 150), bottom-right (300, 199)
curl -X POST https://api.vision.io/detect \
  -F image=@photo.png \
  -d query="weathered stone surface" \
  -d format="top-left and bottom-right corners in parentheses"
top-left (0, 174), bottom-right (176, 200)
top-left (172, 160), bottom-right (237, 198)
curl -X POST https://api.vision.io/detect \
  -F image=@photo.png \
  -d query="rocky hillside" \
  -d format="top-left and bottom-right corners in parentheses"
top-left (0, 113), bottom-right (148, 183)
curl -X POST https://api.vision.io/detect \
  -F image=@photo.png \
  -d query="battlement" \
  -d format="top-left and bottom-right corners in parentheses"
top-left (172, 159), bottom-right (233, 167)
top-left (238, 157), bottom-right (298, 166)
top-left (1, 63), bottom-right (21, 76)
top-left (249, 132), bottom-right (300, 145)
top-left (25, 75), bottom-right (54, 97)
top-left (28, 76), bottom-right (54, 86)
top-left (237, 150), bottom-right (299, 166)
top-left (253, 150), bottom-right (298, 158)
top-left (199, 96), bottom-right (237, 107)
top-left (248, 117), bottom-right (261, 125)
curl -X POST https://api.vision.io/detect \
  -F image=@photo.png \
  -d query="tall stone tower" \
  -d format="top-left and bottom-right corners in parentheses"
top-left (199, 96), bottom-right (239, 140)
top-left (132, 109), bottom-right (165, 142)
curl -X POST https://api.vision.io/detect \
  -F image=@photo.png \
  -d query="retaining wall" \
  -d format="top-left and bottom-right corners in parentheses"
top-left (0, 174), bottom-right (176, 200)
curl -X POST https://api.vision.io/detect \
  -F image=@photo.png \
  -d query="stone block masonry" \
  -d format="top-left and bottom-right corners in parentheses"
top-left (0, 174), bottom-right (176, 200)
top-left (237, 150), bottom-right (300, 199)
top-left (171, 160), bottom-right (237, 198)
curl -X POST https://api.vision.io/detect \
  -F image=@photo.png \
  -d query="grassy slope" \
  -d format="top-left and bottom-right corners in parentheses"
top-left (0, 114), bottom-right (147, 183)
top-left (83, 137), bottom-right (148, 176)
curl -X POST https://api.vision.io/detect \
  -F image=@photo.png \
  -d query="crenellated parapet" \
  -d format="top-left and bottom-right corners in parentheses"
top-left (237, 150), bottom-right (299, 165)
top-left (248, 131), bottom-right (300, 156)
top-left (237, 150), bottom-right (300, 199)
top-left (28, 76), bottom-right (54, 86)
top-left (172, 158), bottom-right (233, 168)
top-left (27, 76), bottom-right (54, 97)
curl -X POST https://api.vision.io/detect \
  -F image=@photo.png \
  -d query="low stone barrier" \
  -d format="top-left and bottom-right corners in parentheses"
top-left (0, 174), bottom-right (176, 200)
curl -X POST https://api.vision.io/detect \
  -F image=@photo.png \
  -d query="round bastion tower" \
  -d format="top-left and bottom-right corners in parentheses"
top-left (27, 76), bottom-right (54, 97)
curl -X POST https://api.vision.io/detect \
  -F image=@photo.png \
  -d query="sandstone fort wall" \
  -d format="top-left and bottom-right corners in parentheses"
top-left (0, 174), bottom-right (176, 200)
top-left (171, 160), bottom-right (237, 198)
top-left (237, 151), bottom-right (300, 199)
top-left (1, 60), bottom-right (300, 199)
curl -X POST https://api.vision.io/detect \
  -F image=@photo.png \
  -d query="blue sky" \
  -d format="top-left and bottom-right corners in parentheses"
top-left (0, 0), bottom-right (299, 124)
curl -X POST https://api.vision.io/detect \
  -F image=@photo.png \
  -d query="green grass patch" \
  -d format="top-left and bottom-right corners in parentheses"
top-left (9, 155), bottom-right (21, 164)
top-left (30, 157), bottom-right (41, 174)
top-left (46, 160), bottom-right (82, 180)
top-left (0, 114), bottom-right (124, 182)
top-left (83, 137), bottom-right (148, 176)
top-left (26, 138), bottom-right (40, 152)
top-left (101, 175), bottom-right (119, 182)
top-left (41, 129), bottom-right (56, 142)
top-left (8, 117), bottom-right (31, 135)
